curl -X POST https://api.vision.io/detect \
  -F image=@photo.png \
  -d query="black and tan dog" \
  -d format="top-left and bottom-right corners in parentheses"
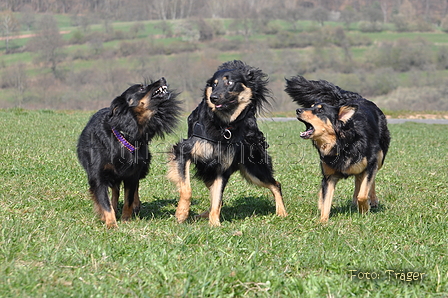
top-left (168, 60), bottom-right (287, 226)
top-left (77, 78), bottom-right (181, 228)
top-left (285, 75), bottom-right (390, 222)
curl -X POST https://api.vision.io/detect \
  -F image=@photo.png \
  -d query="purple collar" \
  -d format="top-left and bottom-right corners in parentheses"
top-left (112, 128), bottom-right (135, 153)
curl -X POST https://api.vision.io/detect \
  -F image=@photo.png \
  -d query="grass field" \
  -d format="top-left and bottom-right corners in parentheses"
top-left (0, 109), bottom-right (447, 297)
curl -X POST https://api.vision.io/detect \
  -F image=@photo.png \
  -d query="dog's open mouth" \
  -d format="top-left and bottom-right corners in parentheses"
top-left (215, 99), bottom-right (236, 110)
top-left (298, 120), bottom-right (315, 139)
top-left (152, 85), bottom-right (168, 97)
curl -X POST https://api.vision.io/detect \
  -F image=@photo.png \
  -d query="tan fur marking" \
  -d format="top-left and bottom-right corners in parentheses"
top-left (111, 185), bottom-right (119, 215)
top-left (133, 187), bottom-right (141, 213)
top-left (354, 170), bottom-right (377, 214)
top-left (175, 160), bottom-right (192, 223)
top-left (377, 150), bottom-right (384, 170)
top-left (167, 154), bottom-right (181, 184)
top-left (352, 174), bottom-right (362, 206)
top-left (300, 111), bottom-right (337, 155)
top-left (121, 187), bottom-right (133, 221)
top-left (208, 177), bottom-right (223, 227)
top-left (369, 181), bottom-right (379, 207)
top-left (320, 176), bottom-right (339, 223)
top-left (103, 209), bottom-right (118, 229)
top-left (239, 166), bottom-right (287, 217)
top-left (134, 93), bottom-right (155, 126)
top-left (338, 106), bottom-right (356, 123)
top-left (191, 141), bottom-right (214, 160)
top-left (344, 157), bottom-right (368, 175)
top-left (321, 162), bottom-right (336, 176)
top-left (121, 182), bottom-right (141, 221)
top-left (93, 194), bottom-right (118, 228)
top-left (205, 86), bottom-right (216, 110)
top-left (229, 85), bottom-right (252, 123)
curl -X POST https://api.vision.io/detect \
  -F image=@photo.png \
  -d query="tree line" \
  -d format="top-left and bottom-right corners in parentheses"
top-left (1, 0), bottom-right (448, 26)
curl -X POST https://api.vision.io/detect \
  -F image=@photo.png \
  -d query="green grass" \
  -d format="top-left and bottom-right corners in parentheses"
top-left (0, 109), bottom-right (447, 297)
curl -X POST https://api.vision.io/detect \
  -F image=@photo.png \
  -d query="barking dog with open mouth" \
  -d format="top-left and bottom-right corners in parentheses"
top-left (77, 78), bottom-right (181, 228)
top-left (285, 75), bottom-right (390, 223)
top-left (168, 60), bottom-right (287, 226)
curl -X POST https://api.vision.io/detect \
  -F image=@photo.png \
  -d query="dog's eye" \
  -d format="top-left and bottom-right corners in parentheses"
top-left (139, 85), bottom-right (145, 92)
top-left (212, 83), bottom-right (217, 87)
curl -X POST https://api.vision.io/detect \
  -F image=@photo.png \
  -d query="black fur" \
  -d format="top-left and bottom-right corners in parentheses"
top-left (169, 60), bottom-right (287, 226)
top-left (77, 78), bottom-right (181, 228)
top-left (285, 75), bottom-right (390, 222)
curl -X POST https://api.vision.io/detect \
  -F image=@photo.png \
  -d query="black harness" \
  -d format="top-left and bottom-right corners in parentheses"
top-left (191, 107), bottom-right (251, 144)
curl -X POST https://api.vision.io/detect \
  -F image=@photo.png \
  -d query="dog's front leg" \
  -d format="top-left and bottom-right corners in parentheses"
top-left (91, 184), bottom-right (118, 228)
top-left (122, 178), bottom-right (138, 221)
top-left (319, 175), bottom-right (339, 223)
top-left (111, 184), bottom-right (120, 215)
top-left (208, 176), bottom-right (227, 227)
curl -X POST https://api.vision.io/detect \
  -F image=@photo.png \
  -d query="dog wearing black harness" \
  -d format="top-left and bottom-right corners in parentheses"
top-left (168, 60), bottom-right (287, 226)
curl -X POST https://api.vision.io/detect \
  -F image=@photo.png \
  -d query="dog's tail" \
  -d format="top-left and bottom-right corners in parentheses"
top-left (285, 75), bottom-right (360, 107)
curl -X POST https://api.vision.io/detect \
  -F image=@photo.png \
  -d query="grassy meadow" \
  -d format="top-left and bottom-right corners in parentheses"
top-left (0, 109), bottom-right (447, 297)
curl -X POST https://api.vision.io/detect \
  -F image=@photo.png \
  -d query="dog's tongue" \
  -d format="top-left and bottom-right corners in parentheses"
top-left (300, 128), bottom-right (314, 139)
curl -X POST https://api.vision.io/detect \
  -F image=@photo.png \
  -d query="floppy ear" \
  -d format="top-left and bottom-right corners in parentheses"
top-left (338, 106), bottom-right (356, 123)
top-left (246, 68), bottom-right (254, 80)
top-left (109, 96), bottom-right (127, 117)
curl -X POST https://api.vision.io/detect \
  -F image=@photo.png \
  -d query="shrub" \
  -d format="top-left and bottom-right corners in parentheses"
top-left (369, 38), bottom-right (432, 72)
top-left (69, 30), bottom-right (85, 44)
top-left (436, 46), bottom-right (448, 70)
top-left (392, 14), bottom-right (410, 32)
top-left (211, 39), bottom-right (242, 51)
top-left (118, 40), bottom-right (148, 57)
top-left (359, 21), bottom-right (383, 32)
top-left (441, 16), bottom-right (448, 33)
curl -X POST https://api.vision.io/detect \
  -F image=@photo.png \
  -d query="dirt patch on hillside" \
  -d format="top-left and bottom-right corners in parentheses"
top-left (386, 113), bottom-right (448, 119)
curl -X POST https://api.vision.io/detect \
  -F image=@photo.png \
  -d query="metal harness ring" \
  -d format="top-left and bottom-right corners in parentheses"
top-left (223, 129), bottom-right (232, 140)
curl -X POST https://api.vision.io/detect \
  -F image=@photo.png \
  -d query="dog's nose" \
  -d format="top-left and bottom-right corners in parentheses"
top-left (210, 94), bottom-right (219, 104)
top-left (296, 108), bottom-right (303, 115)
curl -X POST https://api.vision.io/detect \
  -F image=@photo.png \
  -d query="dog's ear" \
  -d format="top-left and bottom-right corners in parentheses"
top-left (246, 68), bottom-right (254, 80)
top-left (338, 106), bottom-right (356, 123)
top-left (109, 96), bottom-right (127, 117)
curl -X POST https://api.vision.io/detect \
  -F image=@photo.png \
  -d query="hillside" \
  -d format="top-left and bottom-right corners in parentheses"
top-left (0, 14), bottom-right (448, 112)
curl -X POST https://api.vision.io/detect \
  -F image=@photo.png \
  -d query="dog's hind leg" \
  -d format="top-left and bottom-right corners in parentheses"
top-left (239, 165), bottom-right (288, 217)
top-left (168, 157), bottom-right (192, 224)
top-left (352, 175), bottom-right (362, 207)
top-left (91, 184), bottom-right (118, 228)
top-left (355, 169), bottom-right (378, 214)
top-left (320, 175), bottom-right (339, 223)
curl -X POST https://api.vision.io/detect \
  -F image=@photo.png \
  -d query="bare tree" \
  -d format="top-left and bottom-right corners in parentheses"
top-left (28, 14), bottom-right (64, 78)
top-left (379, 0), bottom-right (390, 23)
top-left (0, 11), bottom-right (19, 53)
top-left (310, 7), bottom-right (329, 26)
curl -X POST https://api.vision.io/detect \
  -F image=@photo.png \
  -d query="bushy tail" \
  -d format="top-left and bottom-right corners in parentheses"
top-left (285, 75), bottom-right (361, 107)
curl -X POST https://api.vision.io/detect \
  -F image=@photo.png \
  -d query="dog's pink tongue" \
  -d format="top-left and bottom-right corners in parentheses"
top-left (300, 130), bottom-right (312, 139)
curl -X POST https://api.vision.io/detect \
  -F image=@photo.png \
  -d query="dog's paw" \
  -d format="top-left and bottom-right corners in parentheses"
top-left (357, 200), bottom-right (370, 214)
top-left (175, 209), bottom-right (189, 223)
